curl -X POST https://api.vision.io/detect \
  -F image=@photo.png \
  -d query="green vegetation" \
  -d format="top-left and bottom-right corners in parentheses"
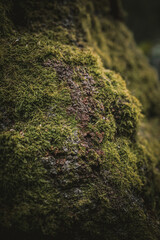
top-left (0, 0), bottom-right (160, 239)
top-left (77, 0), bottom-right (160, 116)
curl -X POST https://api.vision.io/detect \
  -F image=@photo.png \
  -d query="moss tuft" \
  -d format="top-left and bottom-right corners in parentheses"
top-left (0, 1), bottom-right (160, 239)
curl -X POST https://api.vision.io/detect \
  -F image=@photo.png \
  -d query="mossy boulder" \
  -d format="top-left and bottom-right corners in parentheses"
top-left (0, 1), bottom-right (160, 239)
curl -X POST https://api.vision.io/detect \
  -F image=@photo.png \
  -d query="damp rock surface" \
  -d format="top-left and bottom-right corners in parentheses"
top-left (0, 1), bottom-right (160, 240)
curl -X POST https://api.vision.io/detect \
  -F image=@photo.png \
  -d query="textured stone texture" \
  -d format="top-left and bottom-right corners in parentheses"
top-left (0, 1), bottom-right (160, 239)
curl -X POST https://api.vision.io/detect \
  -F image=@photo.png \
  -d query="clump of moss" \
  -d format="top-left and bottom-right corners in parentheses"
top-left (0, 0), bottom-right (160, 239)
top-left (76, 0), bottom-right (160, 116)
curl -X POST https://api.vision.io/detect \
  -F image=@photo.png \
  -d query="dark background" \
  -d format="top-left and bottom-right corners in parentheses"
top-left (122, 0), bottom-right (160, 78)
top-left (122, 0), bottom-right (160, 43)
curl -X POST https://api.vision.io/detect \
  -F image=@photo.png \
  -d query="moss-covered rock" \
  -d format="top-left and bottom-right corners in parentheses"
top-left (76, 0), bottom-right (160, 116)
top-left (0, 0), bottom-right (160, 239)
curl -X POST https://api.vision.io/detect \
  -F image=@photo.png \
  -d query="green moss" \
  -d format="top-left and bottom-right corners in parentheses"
top-left (0, 0), bottom-right (160, 239)
top-left (77, 0), bottom-right (160, 116)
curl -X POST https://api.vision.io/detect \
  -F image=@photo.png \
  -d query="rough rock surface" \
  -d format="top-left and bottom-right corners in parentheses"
top-left (0, 0), bottom-right (160, 239)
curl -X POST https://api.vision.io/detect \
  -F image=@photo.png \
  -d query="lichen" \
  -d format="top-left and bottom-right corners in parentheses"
top-left (0, 0), bottom-right (160, 239)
